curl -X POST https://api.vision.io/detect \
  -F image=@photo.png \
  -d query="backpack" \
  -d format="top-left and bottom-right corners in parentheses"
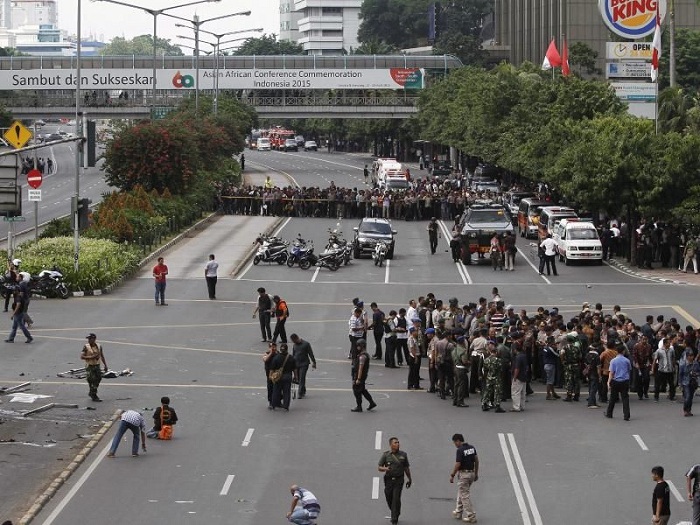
top-left (158, 407), bottom-right (173, 440)
top-left (278, 300), bottom-right (290, 318)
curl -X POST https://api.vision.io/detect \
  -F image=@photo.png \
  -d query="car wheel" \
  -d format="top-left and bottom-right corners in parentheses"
top-left (564, 254), bottom-right (571, 266)
top-left (387, 246), bottom-right (394, 259)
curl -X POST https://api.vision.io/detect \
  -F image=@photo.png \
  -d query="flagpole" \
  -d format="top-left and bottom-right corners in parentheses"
top-left (655, 81), bottom-right (659, 135)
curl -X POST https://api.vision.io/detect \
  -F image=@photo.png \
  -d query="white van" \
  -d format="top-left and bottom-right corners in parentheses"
top-left (257, 137), bottom-right (271, 151)
top-left (374, 158), bottom-right (404, 185)
top-left (553, 218), bottom-right (603, 265)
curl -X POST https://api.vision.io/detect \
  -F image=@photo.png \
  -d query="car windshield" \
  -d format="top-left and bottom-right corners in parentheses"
top-left (468, 210), bottom-right (509, 223)
top-left (386, 181), bottom-right (409, 189)
top-left (569, 229), bottom-right (598, 240)
top-left (361, 222), bottom-right (392, 234)
top-left (528, 207), bottom-right (543, 217)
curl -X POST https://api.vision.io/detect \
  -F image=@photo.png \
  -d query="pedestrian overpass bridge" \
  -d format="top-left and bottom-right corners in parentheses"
top-left (0, 54), bottom-right (462, 119)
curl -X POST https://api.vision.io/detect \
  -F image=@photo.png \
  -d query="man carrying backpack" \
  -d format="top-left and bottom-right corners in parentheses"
top-left (147, 396), bottom-right (179, 439)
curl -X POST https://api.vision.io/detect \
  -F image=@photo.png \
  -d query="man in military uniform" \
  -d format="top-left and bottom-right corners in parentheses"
top-left (80, 333), bottom-right (108, 402)
top-left (560, 333), bottom-right (582, 402)
top-left (482, 344), bottom-right (505, 412)
top-left (378, 437), bottom-right (412, 525)
top-left (351, 339), bottom-right (377, 412)
top-left (452, 335), bottom-right (470, 407)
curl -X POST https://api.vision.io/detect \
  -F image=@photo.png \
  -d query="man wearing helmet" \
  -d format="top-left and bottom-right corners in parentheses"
top-left (351, 339), bottom-right (377, 413)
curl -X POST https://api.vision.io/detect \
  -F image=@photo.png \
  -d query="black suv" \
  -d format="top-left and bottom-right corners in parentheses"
top-left (352, 218), bottom-right (396, 259)
top-left (458, 203), bottom-right (514, 264)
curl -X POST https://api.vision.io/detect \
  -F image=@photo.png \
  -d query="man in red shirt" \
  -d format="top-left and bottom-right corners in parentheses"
top-left (152, 257), bottom-right (169, 306)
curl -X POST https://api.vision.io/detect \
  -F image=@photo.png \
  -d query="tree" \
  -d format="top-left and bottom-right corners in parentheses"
top-left (358, 0), bottom-right (429, 49)
top-left (660, 28), bottom-right (700, 89)
top-left (233, 34), bottom-right (304, 55)
top-left (101, 35), bottom-right (183, 56)
top-left (351, 39), bottom-right (398, 55)
top-left (432, 32), bottom-right (484, 66)
top-left (568, 41), bottom-right (601, 77)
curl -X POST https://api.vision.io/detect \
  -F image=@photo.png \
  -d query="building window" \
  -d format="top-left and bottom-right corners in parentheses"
top-left (322, 6), bottom-right (341, 14)
top-left (322, 30), bottom-right (342, 36)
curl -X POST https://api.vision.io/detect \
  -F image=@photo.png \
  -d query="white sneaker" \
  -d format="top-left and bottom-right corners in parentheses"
top-left (452, 510), bottom-right (462, 519)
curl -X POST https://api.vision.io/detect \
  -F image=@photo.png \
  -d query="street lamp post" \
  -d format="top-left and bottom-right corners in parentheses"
top-left (165, 10), bottom-right (251, 115)
top-left (176, 27), bottom-right (262, 115)
top-left (93, 0), bottom-right (221, 116)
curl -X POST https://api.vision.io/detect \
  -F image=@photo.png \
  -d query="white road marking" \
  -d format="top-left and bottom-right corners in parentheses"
top-left (220, 475), bottom-right (235, 496)
top-left (375, 430), bottom-right (382, 450)
top-left (508, 433), bottom-right (543, 525)
top-left (39, 444), bottom-right (111, 525)
top-left (633, 434), bottom-right (648, 451)
top-left (311, 266), bottom-right (320, 282)
top-left (499, 433), bottom-right (531, 525)
top-left (667, 479), bottom-right (685, 502)
top-left (438, 220), bottom-right (471, 284)
top-left (384, 259), bottom-right (390, 283)
top-left (241, 428), bottom-right (254, 447)
top-left (372, 477), bottom-right (380, 499)
top-left (175, 500), bottom-right (194, 503)
top-left (516, 245), bottom-right (551, 284)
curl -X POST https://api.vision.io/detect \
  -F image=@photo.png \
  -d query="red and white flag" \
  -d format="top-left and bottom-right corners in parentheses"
top-left (651, 6), bottom-right (661, 81)
top-left (542, 39), bottom-right (562, 70)
top-left (562, 37), bottom-right (570, 77)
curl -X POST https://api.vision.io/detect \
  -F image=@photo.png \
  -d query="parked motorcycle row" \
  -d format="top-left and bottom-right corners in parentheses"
top-left (253, 228), bottom-right (352, 272)
top-left (0, 264), bottom-right (70, 300)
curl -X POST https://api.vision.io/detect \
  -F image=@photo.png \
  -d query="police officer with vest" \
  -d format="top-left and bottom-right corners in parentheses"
top-left (450, 433), bottom-right (479, 523)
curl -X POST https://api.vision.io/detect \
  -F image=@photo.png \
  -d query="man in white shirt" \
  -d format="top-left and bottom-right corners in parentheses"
top-left (539, 234), bottom-right (558, 276)
top-left (205, 254), bottom-right (219, 300)
top-left (406, 300), bottom-right (418, 325)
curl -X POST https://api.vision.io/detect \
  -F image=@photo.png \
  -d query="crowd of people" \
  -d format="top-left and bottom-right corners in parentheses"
top-left (344, 292), bottom-right (700, 419)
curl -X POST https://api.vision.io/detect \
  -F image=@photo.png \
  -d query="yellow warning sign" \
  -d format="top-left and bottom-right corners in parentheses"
top-left (3, 120), bottom-right (32, 149)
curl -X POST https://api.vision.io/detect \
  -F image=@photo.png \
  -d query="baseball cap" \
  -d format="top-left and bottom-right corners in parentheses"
top-left (426, 328), bottom-right (436, 335)
top-left (86, 333), bottom-right (96, 339)
top-left (456, 335), bottom-right (466, 342)
top-left (11, 258), bottom-right (21, 266)
top-left (408, 326), bottom-right (416, 332)
top-left (506, 305), bottom-right (513, 311)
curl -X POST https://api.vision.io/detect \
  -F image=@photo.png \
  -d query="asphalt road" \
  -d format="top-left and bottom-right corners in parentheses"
top-left (5, 150), bottom-right (700, 525)
top-left (0, 122), bottom-right (112, 244)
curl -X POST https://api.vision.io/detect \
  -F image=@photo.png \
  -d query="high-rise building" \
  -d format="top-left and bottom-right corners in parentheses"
top-left (282, 0), bottom-right (362, 55)
top-left (493, 0), bottom-right (700, 71)
top-left (11, 0), bottom-right (57, 28)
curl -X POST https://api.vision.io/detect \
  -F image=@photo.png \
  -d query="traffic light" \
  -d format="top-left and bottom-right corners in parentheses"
top-left (86, 120), bottom-right (96, 167)
top-left (78, 198), bottom-right (91, 231)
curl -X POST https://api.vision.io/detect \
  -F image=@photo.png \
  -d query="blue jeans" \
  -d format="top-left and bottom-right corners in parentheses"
top-left (289, 506), bottom-right (319, 525)
top-left (587, 375), bottom-right (599, 406)
top-left (155, 281), bottom-right (166, 304)
top-left (109, 420), bottom-right (141, 455)
top-left (8, 311), bottom-right (31, 341)
top-left (683, 384), bottom-right (697, 413)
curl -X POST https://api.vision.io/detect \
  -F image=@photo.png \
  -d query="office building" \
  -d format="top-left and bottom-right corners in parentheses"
top-left (281, 0), bottom-right (362, 55)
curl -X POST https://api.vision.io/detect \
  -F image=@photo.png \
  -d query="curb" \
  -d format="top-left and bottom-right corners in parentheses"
top-left (229, 216), bottom-right (285, 278)
top-left (606, 257), bottom-right (693, 285)
top-left (70, 212), bottom-right (220, 297)
top-left (18, 409), bottom-right (122, 525)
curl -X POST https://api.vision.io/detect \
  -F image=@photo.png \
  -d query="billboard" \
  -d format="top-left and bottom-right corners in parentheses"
top-left (599, 0), bottom-right (666, 39)
top-left (0, 68), bottom-right (425, 91)
top-left (610, 81), bottom-right (657, 101)
top-left (606, 41), bottom-right (653, 60)
top-left (606, 61), bottom-right (652, 78)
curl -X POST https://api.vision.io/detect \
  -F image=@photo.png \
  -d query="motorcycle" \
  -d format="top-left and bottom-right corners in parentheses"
top-left (326, 228), bottom-right (352, 266)
top-left (253, 235), bottom-right (289, 265)
top-left (30, 265), bottom-right (69, 299)
top-left (299, 245), bottom-right (344, 271)
top-left (287, 235), bottom-right (314, 268)
top-left (372, 240), bottom-right (388, 267)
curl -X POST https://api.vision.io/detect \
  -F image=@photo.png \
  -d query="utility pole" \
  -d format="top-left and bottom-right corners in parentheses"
top-left (669, 0), bottom-right (676, 87)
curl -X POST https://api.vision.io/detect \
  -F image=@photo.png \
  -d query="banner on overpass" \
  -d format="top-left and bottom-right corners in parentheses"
top-left (0, 68), bottom-right (425, 90)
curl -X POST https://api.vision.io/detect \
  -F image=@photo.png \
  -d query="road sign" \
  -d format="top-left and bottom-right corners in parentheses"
top-left (3, 120), bottom-right (32, 149)
top-left (28, 189), bottom-right (41, 201)
top-left (3, 216), bottom-right (26, 221)
top-left (606, 61), bottom-right (652, 79)
top-left (26, 168), bottom-right (42, 189)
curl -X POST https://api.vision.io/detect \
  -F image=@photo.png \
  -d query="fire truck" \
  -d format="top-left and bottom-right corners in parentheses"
top-left (269, 127), bottom-right (296, 150)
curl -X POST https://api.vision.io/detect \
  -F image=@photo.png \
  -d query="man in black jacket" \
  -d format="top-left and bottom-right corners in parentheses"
top-left (290, 334), bottom-right (316, 399)
top-left (271, 343), bottom-right (297, 410)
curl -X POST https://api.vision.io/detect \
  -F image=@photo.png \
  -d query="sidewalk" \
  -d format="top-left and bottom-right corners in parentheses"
top-left (607, 256), bottom-right (700, 286)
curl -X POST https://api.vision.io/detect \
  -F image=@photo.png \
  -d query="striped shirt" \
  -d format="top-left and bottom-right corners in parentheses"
top-left (294, 487), bottom-right (320, 515)
top-left (120, 410), bottom-right (146, 430)
top-left (349, 314), bottom-right (365, 337)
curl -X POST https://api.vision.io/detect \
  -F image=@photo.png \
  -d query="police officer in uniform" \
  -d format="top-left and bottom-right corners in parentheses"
top-left (452, 335), bottom-right (470, 407)
top-left (450, 433), bottom-right (479, 523)
top-left (378, 436), bottom-right (412, 525)
top-left (350, 339), bottom-right (377, 412)
top-left (482, 343), bottom-right (505, 413)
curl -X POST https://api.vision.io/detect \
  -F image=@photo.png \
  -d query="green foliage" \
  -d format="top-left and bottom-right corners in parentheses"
top-left (101, 35), bottom-right (184, 56)
top-left (233, 34), bottom-right (304, 55)
top-left (432, 32), bottom-right (484, 66)
top-left (568, 41), bottom-right (601, 77)
top-left (13, 237), bottom-right (141, 291)
top-left (39, 217), bottom-right (73, 239)
top-left (660, 28), bottom-right (700, 89)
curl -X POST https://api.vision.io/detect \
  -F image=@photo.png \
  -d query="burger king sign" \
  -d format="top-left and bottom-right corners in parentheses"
top-left (599, 0), bottom-right (667, 39)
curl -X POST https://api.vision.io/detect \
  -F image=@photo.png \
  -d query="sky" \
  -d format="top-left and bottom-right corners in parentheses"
top-left (58, 0), bottom-right (280, 50)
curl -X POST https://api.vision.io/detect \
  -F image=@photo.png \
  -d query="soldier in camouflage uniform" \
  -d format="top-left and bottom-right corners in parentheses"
top-left (481, 344), bottom-right (505, 412)
top-left (560, 334), bottom-right (582, 402)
